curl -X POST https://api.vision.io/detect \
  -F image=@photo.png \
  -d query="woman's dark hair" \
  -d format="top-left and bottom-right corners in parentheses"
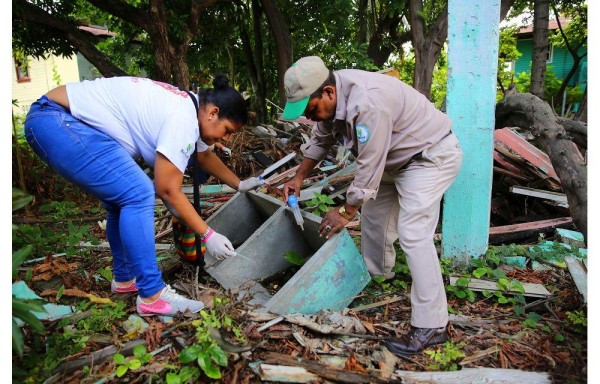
top-left (198, 74), bottom-right (248, 125)
top-left (310, 70), bottom-right (336, 99)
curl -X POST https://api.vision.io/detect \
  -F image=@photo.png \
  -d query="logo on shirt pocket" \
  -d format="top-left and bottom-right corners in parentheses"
top-left (356, 123), bottom-right (370, 143)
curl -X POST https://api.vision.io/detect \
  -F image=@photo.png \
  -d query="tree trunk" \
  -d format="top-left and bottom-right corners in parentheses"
top-left (573, 86), bottom-right (587, 123)
top-left (550, 5), bottom-right (587, 109)
top-left (530, 0), bottom-right (549, 99)
top-left (408, 0), bottom-right (447, 99)
top-left (495, 93), bottom-right (587, 244)
top-left (253, 0), bottom-right (268, 121)
top-left (260, 0), bottom-right (292, 107)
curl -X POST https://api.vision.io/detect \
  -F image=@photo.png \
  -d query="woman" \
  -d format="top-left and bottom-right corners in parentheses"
top-left (24, 75), bottom-right (264, 316)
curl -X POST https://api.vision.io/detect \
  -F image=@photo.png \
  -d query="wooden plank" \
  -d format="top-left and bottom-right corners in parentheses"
top-left (351, 296), bottom-right (403, 313)
top-left (565, 256), bottom-right (587, 303)
top-left (449, 276), bottom-right (551, 298)
top-left (493, 151), bottom-right (531, 178)
top-left (394, 367), bottom-right (550, 383)
top-left (263, 352), bottom-right (390, 384)
top-left (488, 217), bottom-right (573, 244)
top-left (494, 128), bottom-right (559, 182)
top-left (258, 364), bottom-right (319, 383)
top-left (510, 186), bottom-right (568, 207)
top-left (493, 166), bottom-right (532, 181)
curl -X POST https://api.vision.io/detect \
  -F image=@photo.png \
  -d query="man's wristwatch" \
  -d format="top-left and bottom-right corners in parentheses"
top-left (338, 205), bottom-right (355, 221)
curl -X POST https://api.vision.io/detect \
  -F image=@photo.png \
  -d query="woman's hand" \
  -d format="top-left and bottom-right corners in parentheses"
top-left (204, 230), bottom-right (236, 260)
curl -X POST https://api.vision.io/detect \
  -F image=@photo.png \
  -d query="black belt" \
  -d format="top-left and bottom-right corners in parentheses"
top-left (407, 130), bottom-right (453, 164)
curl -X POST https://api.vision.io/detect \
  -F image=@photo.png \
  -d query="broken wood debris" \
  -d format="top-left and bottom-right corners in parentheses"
top-left (449, 276), bottom-right (551, 298)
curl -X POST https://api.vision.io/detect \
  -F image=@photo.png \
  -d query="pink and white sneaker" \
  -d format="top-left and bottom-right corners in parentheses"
top-left (111, 279), bottom-right (139, 294)
top-left (136, 285), bottom-right (205, 317)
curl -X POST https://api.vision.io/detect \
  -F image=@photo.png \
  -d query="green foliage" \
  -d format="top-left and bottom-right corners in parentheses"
top-left (76, 301), bottom-right (127, 333)
top-left (96, 266), bottom-right (113, 283)
top-left (177, 300), bottom-right (245, 379)
top-left (425, 341), bottom-right (466, 371)
top-left (14, 221), bottom-right (100, 257)
top-left (446, 277), bottom-right (476, 302)
top-left (522, 312), bottom-right (541, 328)
top-left (12, 188), bottom-right (46, 358)
top-left (283, 251), bottom-right (305, 266)
top-left (39, 200), bottom-right (80, 220)
top-left (514, 68), bottom-right (584, 111)
top-left (565, 310), bottom-right (587, 333)
top-left (12, 295), bottom-right (46, 358)
top-left (166, 366), bottom-right (201, 384)
top-left (527, 241), bottom-right (585, 264)
top-left (304, 193), bottom-right (336, 217)
top-left (13, 187), bottom-right (33, 213)
top-left (113, 345), bottom-right (153, 378)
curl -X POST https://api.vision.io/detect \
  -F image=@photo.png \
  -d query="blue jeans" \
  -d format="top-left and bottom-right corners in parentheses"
top-left (24, 96), bottom-right (165, 298)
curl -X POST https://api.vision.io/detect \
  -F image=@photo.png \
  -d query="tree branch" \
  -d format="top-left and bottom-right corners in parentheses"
top-left (13, 0), bottom-right (127, 77)
top-left (85, 0), bottom-right (151, 31)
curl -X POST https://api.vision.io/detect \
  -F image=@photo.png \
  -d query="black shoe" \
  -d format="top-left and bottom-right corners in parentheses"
top-left (383, 326), bottom-right (449, 356)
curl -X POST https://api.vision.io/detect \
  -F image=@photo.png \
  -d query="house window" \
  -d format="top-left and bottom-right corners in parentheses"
top-left (15, 60), bottom-right (30, 83)
top-left (547, 44), bottom-right (554, 64)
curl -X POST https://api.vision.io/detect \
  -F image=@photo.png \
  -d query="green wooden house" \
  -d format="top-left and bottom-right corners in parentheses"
top-left (514, 17), bottom-right (587, 89)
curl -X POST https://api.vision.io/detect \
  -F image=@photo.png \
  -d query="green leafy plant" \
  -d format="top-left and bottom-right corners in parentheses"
top-left (522, 312), bottom-right (542, 329)
top-left (113, 344), bottom-right (153, 378)
top-left (39, 200), bottom-right (80, 221)
top-left (96, 266), bottom-right (113, 283)
top-left (425, 340), bottom-right (465, 371)
top-left (446, 277), bottom-right (476, 302)
top-left (178, 302), bottom-right (245, 379)
top-left (76, 301), bottom-right (127, 332)
top-left (283, 251), bottom-right (305, 266)
top-left (166, 366), bottom-right (201, 384)
top-left (304, 192), bottom-right (335, 217)
top-left (12, 188), bottom-right (47, 358)
top-left (565, 310), bottom-right (587, 333)
top-left (482, 278), bottom-right (525, 311)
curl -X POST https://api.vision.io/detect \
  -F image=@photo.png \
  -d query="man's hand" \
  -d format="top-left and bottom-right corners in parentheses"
top-left (238, 177), bottom-right (266, 192)
top-left (318, 208), bottom-right (349, 239)
top-left (205, 231), bottom-right (236, 260)
top-left (283, 177), bottom-right (303, 201)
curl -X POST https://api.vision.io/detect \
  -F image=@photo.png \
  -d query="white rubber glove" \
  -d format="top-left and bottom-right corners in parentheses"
top-left (204, 230), bottom-right (236, 260)
top-left (238, 177), bottom-right (266, 192)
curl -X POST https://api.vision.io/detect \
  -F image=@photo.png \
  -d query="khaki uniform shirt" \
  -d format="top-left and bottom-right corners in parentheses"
top-left (301, 69), bottom-right (452, 207)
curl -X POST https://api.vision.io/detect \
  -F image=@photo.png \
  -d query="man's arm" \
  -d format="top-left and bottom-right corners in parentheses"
top-left (283, 157), bottom-right (320, 200)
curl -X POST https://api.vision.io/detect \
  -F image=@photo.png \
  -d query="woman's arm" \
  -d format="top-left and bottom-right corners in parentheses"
top-left (154, 152), bottom-right (209, 234)
top-left (196, 149), bottom-right (241, 189)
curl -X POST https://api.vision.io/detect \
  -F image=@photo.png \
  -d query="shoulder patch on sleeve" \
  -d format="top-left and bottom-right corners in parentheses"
top-left (356, 123), bottom-right (370, 143)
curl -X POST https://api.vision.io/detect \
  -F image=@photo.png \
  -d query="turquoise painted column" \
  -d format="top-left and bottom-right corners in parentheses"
top-left (442, 1), bottom-right (500, 265)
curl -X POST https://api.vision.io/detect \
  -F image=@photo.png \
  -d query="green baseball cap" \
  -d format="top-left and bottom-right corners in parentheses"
top-left (282, 56), bottom-right (329, 120)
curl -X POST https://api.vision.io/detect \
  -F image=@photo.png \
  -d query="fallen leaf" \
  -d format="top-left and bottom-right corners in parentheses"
top-left (361, 321), bottom-right (375, 333)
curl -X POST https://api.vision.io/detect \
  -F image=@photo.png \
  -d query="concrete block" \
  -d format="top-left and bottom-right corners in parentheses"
top-left (205, 191), bottom-right (370, 314)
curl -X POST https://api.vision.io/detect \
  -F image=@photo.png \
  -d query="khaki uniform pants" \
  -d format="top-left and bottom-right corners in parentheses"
top-left (361, 133), bottom-right (462, 328)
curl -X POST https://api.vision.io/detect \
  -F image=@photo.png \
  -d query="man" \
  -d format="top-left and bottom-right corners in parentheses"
top-left (281, 56), bottom-right (463, 356)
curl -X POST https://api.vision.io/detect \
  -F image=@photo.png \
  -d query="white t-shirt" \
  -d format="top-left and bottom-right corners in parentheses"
top-left (66, 76), bottom-right (209, 173)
